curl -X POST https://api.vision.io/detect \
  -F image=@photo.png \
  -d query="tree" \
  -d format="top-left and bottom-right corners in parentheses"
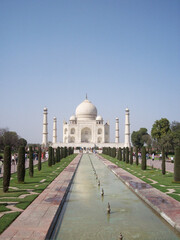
top-left (135, 146), bottom-right (139, 165)
top-left (131, 128), bottom-right (150, 149)
top-left (151, 118), bottom-right (170, 142)
top-left (3, 146), bottom-right (11, 192)
top-left (162, 148), bottom-right (166, 175)
top-left (38, 147), bottom-right (41, 171)
top-left (171, 121), bottom-right (180, 149)
top-left (112, 148), bottom-right (116, 158)
top-left (48, 147), bottom-right (52, 167)
top-left (56, 147), bottom-right (60, 162)
top-left (18, 138), bottom-right (27, 147)
top-left (52, 148), bottom-right (55, 165)
top-left (125, 147), bottom-right (129, 164)
top-left (119, 147), bottom-right (122, 161)
top-left (17, 146), bottom-right (26, 183)
top-left (141, 146), bottom-right (146, 170)
top-left (174, 147), bottom-right (180, 182)
top-left (3, 131), bottom-right (19, 150)
top-left (29, 146), bottom-right (34, 177)
top-left (130, 147), bottom-right (133, 165)
top-left (123, 147), bottom-right (125, 162)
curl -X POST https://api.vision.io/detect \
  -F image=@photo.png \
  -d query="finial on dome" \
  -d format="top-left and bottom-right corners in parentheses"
top-left (86, 93), bottom-right (88, 99)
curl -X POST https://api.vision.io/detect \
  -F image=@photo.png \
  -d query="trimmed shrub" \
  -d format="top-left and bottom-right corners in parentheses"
top-left (141, 146), bottom-right (146, 170)
top-left (38, 147), bottom-right (41, 171)
top-left (130, 147), bottom-right (133, 165)
top-left (135, 147), bottom-right (139, 165)
top-left (17, 146), bottom-right (26, 183)
top-left (174, 147), bottom-right (180, 182)
top-left (48, 147), bottom-right (52, 167)
top-left (29, 146), bottom-right (34, 177)
top-left (125, 147), bottom-right (129, 163)
top-left (3, 146), bottom-right (11, 192)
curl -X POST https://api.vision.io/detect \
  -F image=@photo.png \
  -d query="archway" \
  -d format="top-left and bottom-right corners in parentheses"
top-left (81, 127), bottom-right (92, 143)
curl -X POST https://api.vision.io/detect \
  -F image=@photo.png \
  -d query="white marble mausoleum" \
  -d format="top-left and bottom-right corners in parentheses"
top-left (42, 97), bottom-right (131, 149)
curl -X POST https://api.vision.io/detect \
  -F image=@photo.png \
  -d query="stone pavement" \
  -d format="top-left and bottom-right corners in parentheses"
top-left (98, 154), bottom-right (180, 234)
top-left (0, 154), bottom-right (82, 240)
top-left (0, 158), bottom-right (47, 178)
top-left (139, 158), bottom-right (174, 173)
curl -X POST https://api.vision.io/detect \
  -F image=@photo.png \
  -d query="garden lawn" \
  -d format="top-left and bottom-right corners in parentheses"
top-left (102, 154), bottom-right (180, 202)
top-left (0, 154), bottom-right (77, 234)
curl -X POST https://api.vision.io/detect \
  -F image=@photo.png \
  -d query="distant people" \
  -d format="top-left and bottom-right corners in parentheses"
top-left (152, 153), bottom-right (155, 161)
top-left (171, 156), bottom-right (174, 162)
top-left (15, 154), bottom-right (18, 164)
top-left (12, 155), bottom-right (15, 165)
top-left (0, 159), bottom-right (3, 174)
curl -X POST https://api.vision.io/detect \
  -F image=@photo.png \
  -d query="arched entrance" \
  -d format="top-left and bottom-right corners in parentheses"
top-left (81, 127), bottom-right (92, 143)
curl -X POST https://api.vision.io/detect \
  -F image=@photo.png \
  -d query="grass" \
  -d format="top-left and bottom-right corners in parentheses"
top-left (102, 154), bottom-right (180, 202)
top-left (0, 212), bottom-right (21, 234)
top-left (0, 203), bottom-right (10, 212)
top-left (0, 154), bottom-right (77, 234)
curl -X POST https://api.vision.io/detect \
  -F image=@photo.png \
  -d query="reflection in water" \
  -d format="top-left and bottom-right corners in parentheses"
top-left (53, 154), bottom-right (180, 240)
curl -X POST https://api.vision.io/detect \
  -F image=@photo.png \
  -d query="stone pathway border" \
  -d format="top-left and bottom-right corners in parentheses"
top-left (98, 154), bottom-right (180, 234)
top-left (0, 153), bottom-right (82, 240)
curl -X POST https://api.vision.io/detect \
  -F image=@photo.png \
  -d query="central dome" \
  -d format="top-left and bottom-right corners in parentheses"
top-left (75, 99), bottom-right (97, 120)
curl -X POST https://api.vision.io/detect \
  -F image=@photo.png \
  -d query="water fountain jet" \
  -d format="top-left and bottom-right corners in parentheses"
top-left (107, 202), bottom-right (111, 214)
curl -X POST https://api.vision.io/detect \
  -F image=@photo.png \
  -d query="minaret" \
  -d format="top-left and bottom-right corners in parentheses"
top-left (115, 117), bottom-right (119, 143)
top-left (42, 107), bottom-right (48, 147)
top-left (124, 108), bottom-right (130, 147)
top-left (53, 117), bottom-right (57, 144)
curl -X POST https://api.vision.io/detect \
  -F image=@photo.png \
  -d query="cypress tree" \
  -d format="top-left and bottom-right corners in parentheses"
top-left (17, 146), bottom-right (25, 183)
top-left (64, 147), bottom-right (67, 158)
top-left (3, 146), bottom-right (11, 192)
top-left (57, 147), bottom-right (61, 162)
top-left (130, 147), bottom-right (133, 165)
top-left (108, 147), bottom-right (111, 156)
top-left (125, 147), bottom-right (129, 163)
top-left (162, 147), bottom-right (166, 175)
top-left (141, 146), bottom-right (146, 170)
top-left (119, 147), bottom-right (122, 161)
top-left (123, 147), bottom-right (126, 162)
top-left (48, 147), bottom-right (52, 167)
top-left (135, 147), bottom-right (139, 165)
top-left (112, 147), bottom-right (116, 158)
top-left (52, 148), bottom-right (55, 165)
top-left (60, 147), bottom-right (63, 159)
top-left (117, 148), bottom-right (120, 160)
top-left (174, 147), bottom-right (180, 182)
top-left (29, 146), bottom-right (34, 177)
top-left (38, 147), bottom-right (42, 171)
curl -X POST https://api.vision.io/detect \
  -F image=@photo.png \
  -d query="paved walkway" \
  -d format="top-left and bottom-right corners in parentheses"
top-left (0, 154), bottom-right (82, 240)
top-left (98, 154), bottom-right (180, 234)
top-left (0, 158), bottom-right (48, 178)
top-left (139, 158), bottom-right (174, 173)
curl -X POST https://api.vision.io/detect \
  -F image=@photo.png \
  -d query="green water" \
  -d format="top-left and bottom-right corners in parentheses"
top-left (53, 153), bottom-right (180, 240)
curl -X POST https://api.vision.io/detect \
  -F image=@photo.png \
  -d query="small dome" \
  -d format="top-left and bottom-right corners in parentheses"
top-left (44, 107), bottom-right (48, 111)
top-left (96, 115), bottom-right (103, 121)
top-left (125, 108), bottom-right (129, 112)
top-left (70, 115), bottom-right (76, 121)
top-left (76, 99), bottom-right (97, 120)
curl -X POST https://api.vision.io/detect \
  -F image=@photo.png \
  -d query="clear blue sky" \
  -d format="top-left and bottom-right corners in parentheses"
top-left (0, 0), bottom-right (180, 144)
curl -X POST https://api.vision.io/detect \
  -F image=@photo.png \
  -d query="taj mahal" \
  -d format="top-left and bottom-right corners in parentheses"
top-left (42, 96), bottom-right (131, 149)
